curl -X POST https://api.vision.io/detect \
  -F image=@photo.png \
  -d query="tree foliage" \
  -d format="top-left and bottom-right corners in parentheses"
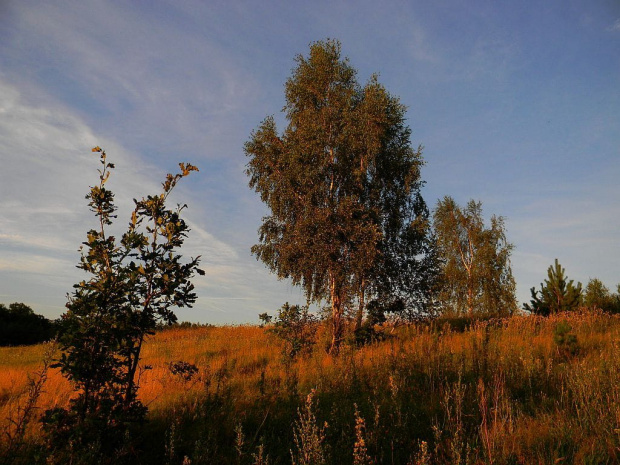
top-left (266, 303), bottom-right (319, 359)
top-left (581, 278), bottom-right (620, 314)
top-left (583, 278), bottom-right (613, 312)
top-left (245, 39), bottom-right (433, 353)
top-left (433, 197), bottom-right (516, 316)
top-left (43, 147), bottom-right (202, 462)
top-left (366, 197), bottom-right (439, 324)
top-left (524, 259), bottom-right (582, 315)
top-left (0, 303), bottom-right (56, 346)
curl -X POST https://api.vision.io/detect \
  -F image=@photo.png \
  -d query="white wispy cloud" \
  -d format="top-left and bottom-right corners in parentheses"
top-left (9, 1), bottom-right (262, 159)
top-left (0, 77), bottom-right (250, 317)
top-left (3, 0), bottom-right (617, 324)
top-left (0, 0), bottom-right (303, 323)
top-left (0, 252), bottom-right (75, 277)
top-left (509, 178), bottom-right (620, 306)
top-left (607, 18), bottom-right (620, 32)
top-left (0, 77), bottom-right (167, 249)
top-left (0, 75), bottom-right (303, 322)
top-left (407, 26), bottom-right (443, 65)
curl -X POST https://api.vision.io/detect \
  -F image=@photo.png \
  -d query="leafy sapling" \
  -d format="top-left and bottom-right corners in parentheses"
top-left (43, 147), bottom-right (203, 462)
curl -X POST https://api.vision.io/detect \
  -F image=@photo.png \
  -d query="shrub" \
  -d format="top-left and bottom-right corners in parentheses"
top-left (168, 361), bottom-right (199, 382)
top-left (553, 321), bottom-right (578, 358)
top-left (267, 303), bottom-right (318, 359)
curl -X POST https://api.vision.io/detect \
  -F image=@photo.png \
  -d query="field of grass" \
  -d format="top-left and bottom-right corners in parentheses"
top-left (1, 310), bottom-right (619, 464)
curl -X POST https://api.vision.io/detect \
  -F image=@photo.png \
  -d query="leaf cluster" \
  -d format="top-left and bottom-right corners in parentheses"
top-left (44, 147), bottom-right (202, 462)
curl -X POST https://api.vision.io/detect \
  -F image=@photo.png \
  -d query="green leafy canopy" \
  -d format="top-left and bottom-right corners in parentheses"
top-left (433, 197), bottom-right (516, 316)
top-left (245, 39), bottom-right (434, 352)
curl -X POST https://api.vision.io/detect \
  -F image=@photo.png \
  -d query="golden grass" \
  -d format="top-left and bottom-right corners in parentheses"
top-left (1, 310), bottom-right (619, 464)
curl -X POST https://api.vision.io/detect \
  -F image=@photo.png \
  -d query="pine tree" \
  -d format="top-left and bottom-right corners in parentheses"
top-left (524, 259), bottom-right (582, 315)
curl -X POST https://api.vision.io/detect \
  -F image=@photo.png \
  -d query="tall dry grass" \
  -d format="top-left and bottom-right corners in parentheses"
top-left (1, 310), bottom-right (619, 464)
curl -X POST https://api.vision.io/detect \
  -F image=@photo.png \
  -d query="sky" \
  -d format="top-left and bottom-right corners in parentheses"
top-left (1, 0), bottom-right (619, 324)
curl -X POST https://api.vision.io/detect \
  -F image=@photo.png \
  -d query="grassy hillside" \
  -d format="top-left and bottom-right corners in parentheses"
top-left (1, 311), bottom-right (619, 464)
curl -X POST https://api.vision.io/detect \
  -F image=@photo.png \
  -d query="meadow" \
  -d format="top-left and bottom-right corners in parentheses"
top-left (1, 310), bottom-right (619, 464)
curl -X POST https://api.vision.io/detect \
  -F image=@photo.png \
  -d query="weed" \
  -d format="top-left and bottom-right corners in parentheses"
top-left (291, 390), bottom-right (328, 465)
top-left (1, 311), bottom-right (619, 463)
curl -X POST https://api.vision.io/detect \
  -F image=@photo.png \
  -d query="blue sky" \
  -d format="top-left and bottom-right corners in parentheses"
top-left (1, 0), bottom-right (619, 323)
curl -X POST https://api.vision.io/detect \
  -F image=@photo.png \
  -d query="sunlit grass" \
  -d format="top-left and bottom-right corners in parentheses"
top-left (1, 310), bottom-right (619, 464)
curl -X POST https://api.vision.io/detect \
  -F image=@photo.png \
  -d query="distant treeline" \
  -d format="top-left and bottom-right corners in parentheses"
top-left (0, 302), bottom-right (211, 346)
top-left (0, 303), bottom-right (59, 346)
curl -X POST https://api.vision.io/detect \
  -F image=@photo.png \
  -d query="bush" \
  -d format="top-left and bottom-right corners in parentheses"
top-left (266, 303), bottom-right (318, 359)
top-left (553, 321), bottom-right (578, 358)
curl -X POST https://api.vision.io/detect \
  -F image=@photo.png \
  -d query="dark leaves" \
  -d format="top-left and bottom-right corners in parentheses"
top-left (46, 148), bottom-right (203, 460)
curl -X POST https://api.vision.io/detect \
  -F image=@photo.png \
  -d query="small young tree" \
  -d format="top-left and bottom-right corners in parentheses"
top-left (267, 303), bottom-right (318, 359)
top-left (43, 147), bottom-right (202, 461)
top-left (524, 259), bottom-right (582, 315)
top-left (433, 197), bottom-right (516, 316)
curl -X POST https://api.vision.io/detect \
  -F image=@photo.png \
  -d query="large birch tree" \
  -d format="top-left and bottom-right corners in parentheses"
top-left (245, 40), bottom-right (431, 353)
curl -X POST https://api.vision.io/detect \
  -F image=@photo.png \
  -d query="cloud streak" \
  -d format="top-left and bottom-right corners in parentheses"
top-left (0, 75), bottom-right (304, 322)
top-left (607, 18), bottom-right (620, 32)
top-left (0, 77), bottom-right (246, 318)
top-left (1, 0), bottom-right (618, 322)
top-left (7, 2), bottom-right (263, 160)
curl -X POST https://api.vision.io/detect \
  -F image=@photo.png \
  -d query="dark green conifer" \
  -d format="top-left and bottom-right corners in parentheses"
top-left (524, 259), bottom-right (582, 315)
